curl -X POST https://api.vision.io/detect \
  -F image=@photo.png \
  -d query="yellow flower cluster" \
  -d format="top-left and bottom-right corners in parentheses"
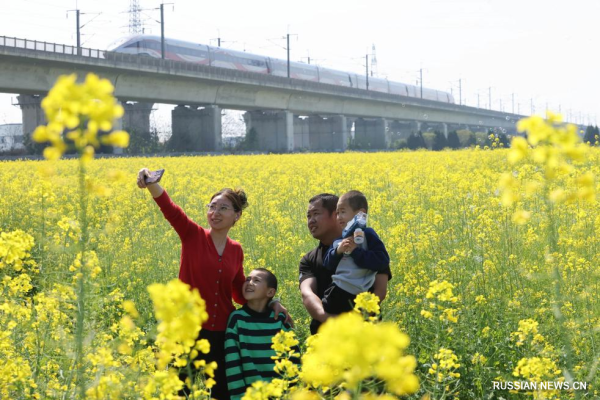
top-left (147, 279), bottom-right (210, 370)
top-left (272, 330), bottom-right (300, 356)
top-left (471, 352), bottom-right (487, 366)
top-left (301, 312), bottom-right (418, 396)
top-left (513, 356), bottom-right (561, 382)
top-left (429, 348), bottom-right (461, 382)
top-left (354, 292), bottom-right (381, 321)
top-left (0, 230), bottom-right (36, 271)
top-left (271, 330), bottom-right (300, 392)
top-left (501, 112), bottom-right (595, 213)
top-left (425, 280), bottom-right (459, 303)
top-left (69, 250), bottom-right (102, 281)
top-left (421, 280), bottom-right (460, 324)
top-left (242, 379), bottom-right (286, 400)
top-left (489, 133), bottom-right (505, 149)
top-left (511, 318), bottom-right (545, 347)
top-left (32, 73), bottom-right (129, 161)
top-left (0, 230), bottom-right (38, 397)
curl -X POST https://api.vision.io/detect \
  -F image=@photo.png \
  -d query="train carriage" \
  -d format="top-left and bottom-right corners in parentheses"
top-left (109, 35), bottom-right (454, 104)
top-left (268, 58), bottom-right (319, 81)
top-left (368, 77), bottom-right (389, 94)
top-left (318, 67), bottom-right (352, 87)
top-left (421, 87), bottom-right (439, 102)
top-left (389, 81), bottom-right (411, 97)
top-left (209, 48), bottom-right (269, 74)
top-left (351, 73), bottom-right (367, 90)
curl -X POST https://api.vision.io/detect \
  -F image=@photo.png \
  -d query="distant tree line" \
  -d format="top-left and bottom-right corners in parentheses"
top-left (584, 125), bottom-right (600, 145)
top-left (393, 129), bottom-right (509, 151)
top-left (17, 124), bottom-right (600, 156)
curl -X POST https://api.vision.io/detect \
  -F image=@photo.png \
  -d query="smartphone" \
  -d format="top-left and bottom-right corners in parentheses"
top-left (145, 169), bottom-right (165, 184)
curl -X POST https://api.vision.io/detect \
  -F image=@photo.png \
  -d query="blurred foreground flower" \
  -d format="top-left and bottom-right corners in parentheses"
top-left (32, 73), bottom-right (128, 161)
top-left (501, 111), bottom-right (596, 223)
top-left (302, 312), bottom-right (418, 396)
top-left (148, 279), bottom-right (210, 370)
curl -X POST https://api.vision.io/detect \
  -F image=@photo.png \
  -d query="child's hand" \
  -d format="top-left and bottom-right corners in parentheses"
top-left (337, 238), bottom-right (357, 255)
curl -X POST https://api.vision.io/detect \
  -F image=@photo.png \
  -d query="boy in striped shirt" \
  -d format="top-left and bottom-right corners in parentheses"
top-left (224, 268), bottom-right (298, 399)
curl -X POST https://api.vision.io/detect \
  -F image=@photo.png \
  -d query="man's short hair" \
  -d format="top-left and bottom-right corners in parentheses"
top-left (309, 193), bottom-right (339, 215)
top-left (254, 268), bottom-right (278, 292)
top-left (342, 190), bottom-right (368, 213)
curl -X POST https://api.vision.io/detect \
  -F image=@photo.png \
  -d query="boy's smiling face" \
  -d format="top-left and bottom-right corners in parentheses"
top-left (336, 197), bottom-right (357, 226)
top-left (243, 270), bottom-right (276, 301)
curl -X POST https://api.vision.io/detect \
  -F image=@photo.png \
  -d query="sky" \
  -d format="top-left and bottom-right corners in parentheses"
top-left (1, 0), bottom-right (599, 128)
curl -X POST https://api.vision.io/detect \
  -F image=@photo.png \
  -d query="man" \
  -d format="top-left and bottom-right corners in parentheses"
top-left (299, 193), bottom-right (391, 334)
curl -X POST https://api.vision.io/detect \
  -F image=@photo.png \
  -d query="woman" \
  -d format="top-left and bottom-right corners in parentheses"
top-left (137, 168), bottom-right (289, 400)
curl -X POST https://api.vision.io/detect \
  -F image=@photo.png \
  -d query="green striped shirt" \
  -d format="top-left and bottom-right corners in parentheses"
top-left (224, 304), bottom-right (297, 399)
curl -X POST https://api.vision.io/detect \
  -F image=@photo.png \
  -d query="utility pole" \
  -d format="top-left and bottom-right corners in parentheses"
top-left (458, 79), bottom-right (462, 105)
top-left (160, 4), bottom-right (165, 59)
top-left (488, 87), bottom-right (492, 110)
top-left (157, 3), bottom-right (173, 59)
top-left (512, 93), bottom-right (515, 114)
top-left (287, 34), bottom-right (290, 78)
top-left (477, 93), bottom-right (480, 108)
top-left (76, 10), bottom-right (80, 54)
top-left (67, 9), bottom-right (81, 55)
top-left (420, 68), bottom-right (423, 98)
top-left (531, 98), bottom-right (534, 115)
top-left (366, 54), bottom-right (369, 90)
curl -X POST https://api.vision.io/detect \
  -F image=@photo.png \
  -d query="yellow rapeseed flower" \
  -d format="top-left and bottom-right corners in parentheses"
top-left (301, 312), bottom-right (418, 396)
top-left (33, 73), bottom-right (128, 161)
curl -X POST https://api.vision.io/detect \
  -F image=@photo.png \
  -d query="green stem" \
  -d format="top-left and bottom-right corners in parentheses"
top-left (75, 159), bottom-right (89, 399)
top-left (545, 189), bottom-right (578, 399)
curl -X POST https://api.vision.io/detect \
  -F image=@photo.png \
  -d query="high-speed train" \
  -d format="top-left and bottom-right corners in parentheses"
top-left (109, 35), bottom-right (455, 104)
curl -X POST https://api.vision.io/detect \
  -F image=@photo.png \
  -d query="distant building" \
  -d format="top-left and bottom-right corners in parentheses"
top-left (0, 124), bottom-right (25, 152)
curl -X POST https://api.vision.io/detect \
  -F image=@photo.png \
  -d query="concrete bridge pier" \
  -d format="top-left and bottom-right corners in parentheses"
top-left (171, 105), bottom-right (199, 150)
top-left (198, 106), bottom-right (222, 151)
top-left (243, 110), bottom-right (294, 152)
top-left (294, 116), bottom-right (310, 150)
top-left (121, 101), bottom-right (154, 141)
top-left (308, 115), bottom-right (348, 151)
top-left (17, 94), bottom-right (46, 141)
top-left (171, 105), bottom-right (222, 151)
top-left (439, 123), bottom-right (448, 137)
top-left (354, 117), bottom-right (389, 149)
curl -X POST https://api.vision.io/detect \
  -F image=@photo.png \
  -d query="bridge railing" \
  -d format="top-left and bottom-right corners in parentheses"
top-left (0, 35), bottom-right (527, 119)
top-left (0, 36), bottom-right (105, 59)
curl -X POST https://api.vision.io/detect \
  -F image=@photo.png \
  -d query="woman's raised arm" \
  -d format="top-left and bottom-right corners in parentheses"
top-left (137, 167), bottom-right (195, 240)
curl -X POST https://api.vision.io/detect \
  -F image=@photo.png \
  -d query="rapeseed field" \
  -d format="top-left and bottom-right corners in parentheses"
top-left (0, 74), bottom-right (598, 399)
